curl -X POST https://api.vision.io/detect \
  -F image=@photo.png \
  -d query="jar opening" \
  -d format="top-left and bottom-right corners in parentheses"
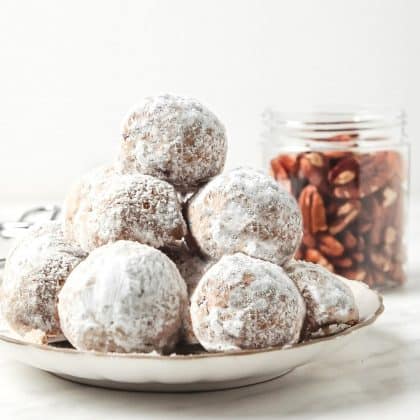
top-left (262, 107), bottom-right (406, 146)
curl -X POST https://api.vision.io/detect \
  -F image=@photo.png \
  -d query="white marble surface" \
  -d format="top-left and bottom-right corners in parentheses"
top-left (0, 204), bottom-right (419, 419)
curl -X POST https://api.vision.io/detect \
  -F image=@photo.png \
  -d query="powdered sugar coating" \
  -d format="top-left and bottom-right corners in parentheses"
top-left (63, 166), bottom-right (187, 252)
top-left (187, 167), bottom-right (303, 265)
top-left (284, 260), bottom-right (359, 339)
top-left (1, 222), bottom-right (86, 340)
top-left (119, 94), bottom-right (227, 192)
top-left (58, 241), bottom-right (188, 354)
top-left (164, 243), bottom-right (212, 345)
top-left (190, 253), bottom-right (305, 352)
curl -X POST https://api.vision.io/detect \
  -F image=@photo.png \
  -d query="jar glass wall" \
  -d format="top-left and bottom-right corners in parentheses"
top-left (262, 107), bottom-right (409, 290)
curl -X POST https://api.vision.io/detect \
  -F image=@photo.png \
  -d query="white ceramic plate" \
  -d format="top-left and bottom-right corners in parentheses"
top-left (0, 279), bottom-right (383, 392)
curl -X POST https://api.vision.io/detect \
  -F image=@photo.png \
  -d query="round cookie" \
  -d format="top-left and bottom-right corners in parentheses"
top-left (58, 241), bottom-right (188, 354)
top-left (119, 94), bottom-right (227, 192)
top-left (190, 253), bottom-right (305, 352)
top-left (187, 167), bottom-right (302, 265)
top-left (164, 243), bottom-right (212, 345)
top-left (1, 221), bottom-right (86, 342)
top-left (63, 165), bottom-right (187, 252)
top-left (284, 260), bottom-right (359, 339)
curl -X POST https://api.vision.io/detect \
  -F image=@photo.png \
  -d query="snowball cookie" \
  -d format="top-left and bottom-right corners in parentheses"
top-left (1, 222), bottom-right (86, 342)
top-left (284, 260), bottom-right (359, 339)
top-left (190, 253), bottom-right (306, 352)
top-left (163, 243), bottom-right (212, 345)
top-left (119, 94), bottom-right (227, 192)
top-left (58, 241), bottom-right (188, 354)
top-left (187, 167), bottom-right (303, 265)
top-left (63, 166), bottom-right (187, 252)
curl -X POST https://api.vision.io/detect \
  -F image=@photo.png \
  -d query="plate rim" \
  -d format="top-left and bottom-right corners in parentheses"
top-left (0, 289), bottom-right (384, 360)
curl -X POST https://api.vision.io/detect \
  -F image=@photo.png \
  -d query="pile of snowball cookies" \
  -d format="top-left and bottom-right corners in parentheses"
top-left (1, 94), bottom-right (359, 354)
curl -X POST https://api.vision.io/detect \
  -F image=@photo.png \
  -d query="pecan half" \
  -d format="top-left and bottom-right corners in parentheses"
top-left (367, 197), bottom-right (384, 245)
top-left (328, 156), bottom-right (358, 185)
top-left (269, 147), bottom-right (406, 289)
top-left (298, 153), bottom-right (327, 192)
top-left (318, 234), bottom-right (344, 257)
top-left (341, 231), bottom-right (357, 249)
top-left (270, 156), bottom-right (287, 180)
top-left (279, 154), bottom-right (298, 175)
top-left (305, 248), bottom-right (334, 272)
top-left (270, 157), bottom-right (292, 193)
top-left (298, 185), bottom-right (327, 234)
top-left (331, 256), bottom-right (353, 268)
top-left (305, 152), bottom-right (324, 168)
top-left (328, 200), bottom-right (361, 235)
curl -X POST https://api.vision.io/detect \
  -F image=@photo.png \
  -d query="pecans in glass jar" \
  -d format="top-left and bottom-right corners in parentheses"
top-left (263, 109), bottom-right (409, 289)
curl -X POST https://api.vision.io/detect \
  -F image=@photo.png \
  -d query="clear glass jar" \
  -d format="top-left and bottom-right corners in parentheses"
top-left (262, 107), bottom-right (409, 290)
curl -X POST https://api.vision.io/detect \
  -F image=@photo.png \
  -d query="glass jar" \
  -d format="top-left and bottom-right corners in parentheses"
top-left (262, 107), bottom-right (409, 290)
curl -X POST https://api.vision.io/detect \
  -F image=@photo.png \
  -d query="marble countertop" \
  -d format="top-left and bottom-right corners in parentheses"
top-left (0, 203), bottom-right (419, 419)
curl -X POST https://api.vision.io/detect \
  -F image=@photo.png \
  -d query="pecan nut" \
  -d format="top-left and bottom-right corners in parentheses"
top-left (318, 234), bottom-right (344, 257)
top-left (328, 156), bottom-right (358, 185)
top-left (331, 256), bottom-right (353, 268)
top-left (328, 200), bottom-right (361, 235)
top-left (341, 231), bottom-right (357, 249)
top-left (270, 157), bottom-right (292, 193)
top-left (298, 155), bottom-right (325, 189)
top-left (269, 147), bottom-right (406, 289)
top-left (304, 248), bottom-right (334, 272)
top-left (298, 185), bottom-right (327, 234)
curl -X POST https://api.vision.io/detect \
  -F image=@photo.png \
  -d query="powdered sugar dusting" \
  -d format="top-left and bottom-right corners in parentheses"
top-left (187, 167), bottom-right (303, 265)
top-left (284, 260), bottom-right (359, 338)
top-left (58, 241), bottom-right (188, 354)
top-left (191, 253), bottom-right (305, 352)
top-left (119, 94), bottom-right (227, 192)
top-left (1, 221), bottom-right (86, 339)
top-left (63, 165), bottom-right (187, 252)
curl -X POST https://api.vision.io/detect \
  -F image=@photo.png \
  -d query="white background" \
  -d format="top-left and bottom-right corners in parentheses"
top-left (0, 0), bottom-right (418, 205)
